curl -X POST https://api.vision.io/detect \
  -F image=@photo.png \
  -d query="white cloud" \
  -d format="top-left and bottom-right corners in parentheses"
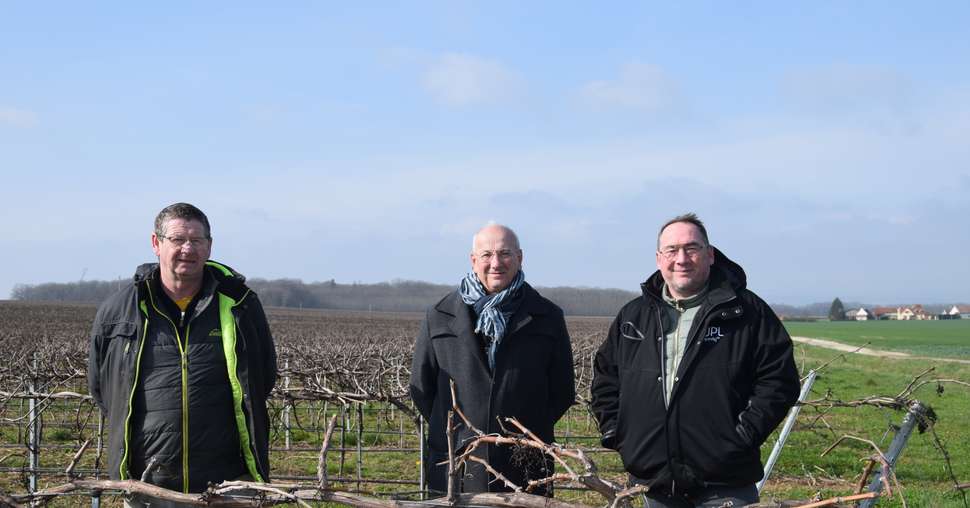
top-left (579, 62), bottom-right (682, 112)
top-left (421, 52), bottom-right (522, 106)
top-left (212, 95), bottom-right (965, 229)
top-left (0, 107), bottom-right (39, 128)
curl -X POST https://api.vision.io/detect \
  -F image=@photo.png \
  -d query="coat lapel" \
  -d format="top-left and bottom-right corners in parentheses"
top-left (437, 291), bottom-right (491, 376)
top-left (502, 283), bottom-right (546, 346)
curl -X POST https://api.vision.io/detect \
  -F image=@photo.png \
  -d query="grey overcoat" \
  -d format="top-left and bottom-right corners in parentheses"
top-left (409, 283), bottom-right (576, 494)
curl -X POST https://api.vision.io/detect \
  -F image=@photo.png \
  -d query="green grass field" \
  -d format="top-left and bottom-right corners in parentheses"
top-left (748, 319), bottom-right (970, 506)
top-left (758, 343), bottom-right (970, 506)
top-left (785, 319), bottom-right (970, 358)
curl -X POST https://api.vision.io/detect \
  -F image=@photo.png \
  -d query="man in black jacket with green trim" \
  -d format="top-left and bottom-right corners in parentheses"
top-left (88, 203), bottom-right (277, 506)
top-left (591, 213), bottom-right (799, 507)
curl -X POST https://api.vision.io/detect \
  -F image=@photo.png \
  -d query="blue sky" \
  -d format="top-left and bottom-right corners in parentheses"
top-left (2, 2), bottom-right (968, 305)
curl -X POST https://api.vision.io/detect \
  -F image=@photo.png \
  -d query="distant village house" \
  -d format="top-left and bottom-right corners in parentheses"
top-left (945, 305), bottom-right (970, 319)
top-left (869, 305), bottom-right (939, 320)
top-left (845, 308), bottom-right (875, 321)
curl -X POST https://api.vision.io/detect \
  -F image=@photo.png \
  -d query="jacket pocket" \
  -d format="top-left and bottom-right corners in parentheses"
top-left (428, 326), bottom-right (456, 340)
top-left (102, 322), bottom-right (137, 358)
top-left (616, 366), bottom-right (663, 452)
top-left (99, 321), bottom-right (138, 405)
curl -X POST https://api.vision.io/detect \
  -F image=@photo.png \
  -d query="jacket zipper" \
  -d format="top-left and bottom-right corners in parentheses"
top-left (655, 305), bottom-right (669, 409)
top-left (146, 285), bottom-right (192, 494)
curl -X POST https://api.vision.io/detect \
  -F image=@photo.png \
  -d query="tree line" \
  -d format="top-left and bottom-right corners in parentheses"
top-left (17, 279), bottom-right (946, 319)
top-left (10, 278), bottom-right (641, 317)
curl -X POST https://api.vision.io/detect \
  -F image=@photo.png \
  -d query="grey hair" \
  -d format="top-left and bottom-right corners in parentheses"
top-left (154, 203), bottom-right (212, 239)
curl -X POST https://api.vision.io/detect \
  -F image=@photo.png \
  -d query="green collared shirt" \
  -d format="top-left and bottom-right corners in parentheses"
top-left (660, 283), bottom-right (709, 406)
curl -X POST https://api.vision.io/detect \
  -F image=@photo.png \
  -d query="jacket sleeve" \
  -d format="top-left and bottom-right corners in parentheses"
top-left (247, 294), bottom-right (278, 397)
top-left (547, 309), bottom-right (576, 422)
top-left (409, 311), bottom-right (438, 420)
top-left (87, 305), bottom-right (107, 413)
top-left (736, 297), bottom-right (801, 447)
top-left (590, 314), bottom-right (623, 449)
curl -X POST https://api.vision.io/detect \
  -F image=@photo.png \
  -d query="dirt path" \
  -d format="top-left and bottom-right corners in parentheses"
top-left (791, 336), bottom-right (970, 365)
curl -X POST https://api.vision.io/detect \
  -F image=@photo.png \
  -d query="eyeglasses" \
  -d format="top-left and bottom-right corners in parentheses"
top-left (161, 236), bottom-right (210, 248)
top-left (658, 243), bottom-right (706, 260)
top-left (475, 249), bottom-right (518, 261)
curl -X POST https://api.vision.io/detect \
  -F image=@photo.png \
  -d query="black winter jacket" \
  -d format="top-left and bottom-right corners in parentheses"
top-left (410, 283), bottom-right (576, 494)
top-left (88, 261), bottom-right (277, 492)
top-left (590, 249), bottom-right (799, 494)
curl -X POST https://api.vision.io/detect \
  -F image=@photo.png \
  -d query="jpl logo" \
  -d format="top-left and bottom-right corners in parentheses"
top-left (702, 326), bottom-right (724, 343)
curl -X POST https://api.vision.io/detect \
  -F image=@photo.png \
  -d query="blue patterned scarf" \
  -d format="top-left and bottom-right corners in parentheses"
top-left (459, 270), bottom-right (526, 370)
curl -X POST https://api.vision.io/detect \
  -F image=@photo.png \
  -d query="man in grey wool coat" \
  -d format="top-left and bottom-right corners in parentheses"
top-left (409, 223), bottom-right (576, 496)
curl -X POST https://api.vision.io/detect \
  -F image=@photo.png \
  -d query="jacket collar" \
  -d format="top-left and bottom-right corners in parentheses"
top-left (134, 260), bottom-right (248, 301)
top-left (140, 266), bottom-right (220, 321)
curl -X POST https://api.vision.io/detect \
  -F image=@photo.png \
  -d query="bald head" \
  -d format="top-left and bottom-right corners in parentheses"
top-left (470, 224), bottom-right (523, 294)
top-left (472, 224), bottom-right (520, 251)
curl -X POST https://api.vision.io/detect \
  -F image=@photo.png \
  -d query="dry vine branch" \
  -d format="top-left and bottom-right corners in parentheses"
top-left (7, 477), bottom-right (600, 508)
top-left (924, 421), bottom-right (970, 507)
top-left (792, 492), bottom-right (878, 508)
top-left (443, 378), bottom-right (629, 506)
top-left (317, 414), bottom-right (339, 490)
top-left (820, 434), bottom-right (905, 507)
top-left (211, 481), bottom-right (313, 508)
top-left (64, 439), bottom-right (90, 477)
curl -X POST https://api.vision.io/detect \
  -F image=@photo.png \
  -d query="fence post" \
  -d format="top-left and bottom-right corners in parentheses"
top-left (858, 400), bottom-right (928, 508)
top-left (283, 356), bottom-right (291, 450)
top-left (339, 404), bottom-right (347, 478)
top-left (356, 403), bottom-right (364, 493)
top-left (27, 352), bottom-right (41, 494)
top-left (758, 369), bottom-right (818, 493)
top-left (93, 410), bottom-right (105, 507)
top-left (418, 414), bottom-right (426, 500)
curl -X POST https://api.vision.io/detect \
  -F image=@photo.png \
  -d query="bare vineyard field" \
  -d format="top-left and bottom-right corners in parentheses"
top-left (1, 300), bottom-right (969, 506)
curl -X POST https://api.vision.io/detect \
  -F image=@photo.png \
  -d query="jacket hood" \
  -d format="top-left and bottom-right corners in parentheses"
top-left (641, 246), bottom-right (747, 298)
top-left (132, 260), bottom-right (247, 284)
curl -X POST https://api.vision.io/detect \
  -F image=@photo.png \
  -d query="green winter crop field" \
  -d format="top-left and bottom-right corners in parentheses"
top-left (757, 319), bottom-right (970, 507)
top-left (757, 344), bottom-right (970, 507)
top-left (785, 319), bottom-right (970, 359)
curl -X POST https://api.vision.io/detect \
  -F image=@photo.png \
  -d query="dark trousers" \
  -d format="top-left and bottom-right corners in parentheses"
top-left (642, 484), bottom-right (759, 507)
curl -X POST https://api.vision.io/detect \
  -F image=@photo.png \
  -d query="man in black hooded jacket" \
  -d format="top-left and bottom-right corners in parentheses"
top-left (88, 203), bottom-right (276, 506)
top-left (591, 213), bottom-right (799, 507)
